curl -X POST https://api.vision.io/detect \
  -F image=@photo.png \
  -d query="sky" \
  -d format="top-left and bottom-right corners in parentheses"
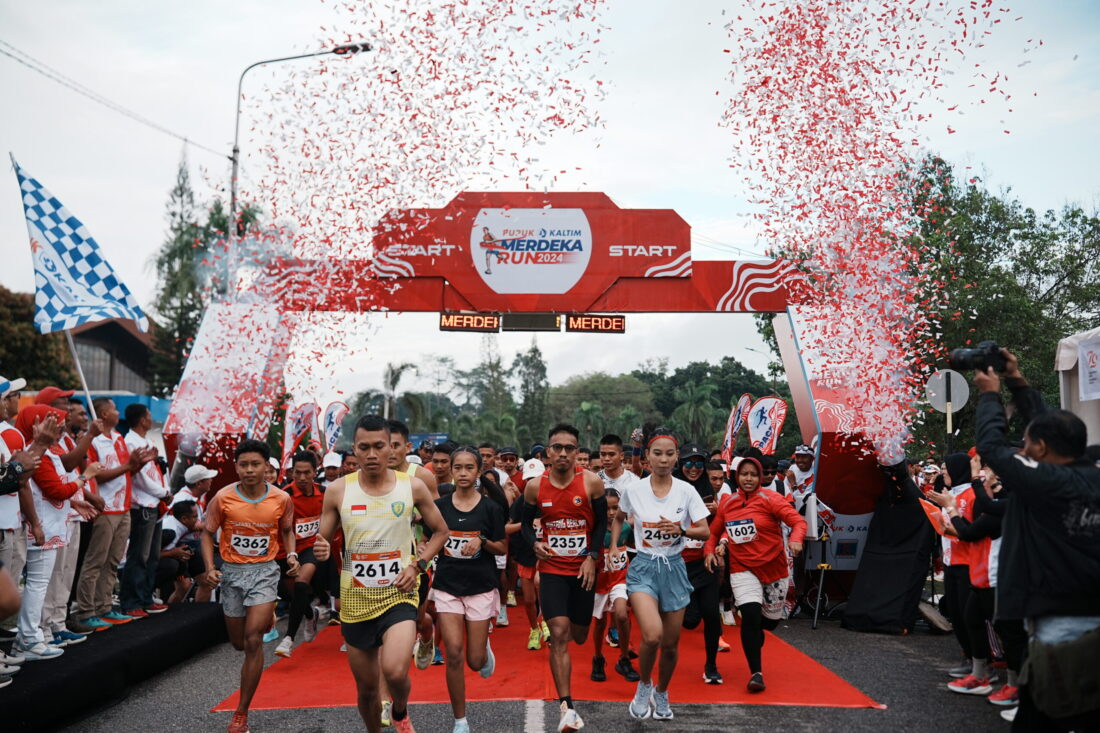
top-left (1, 0), bottom-right (1097, 404)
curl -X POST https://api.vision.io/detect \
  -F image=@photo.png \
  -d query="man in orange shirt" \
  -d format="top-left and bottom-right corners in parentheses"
top-left (202, 439), bottom-right (299, 733)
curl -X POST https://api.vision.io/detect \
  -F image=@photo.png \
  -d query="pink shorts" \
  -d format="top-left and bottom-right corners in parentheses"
top-left (428, 588), bottom-right (500, 621)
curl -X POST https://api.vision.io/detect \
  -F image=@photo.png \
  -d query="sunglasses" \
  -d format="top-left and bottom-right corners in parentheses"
top-left (682, 460), bottom-right (705, 469)
top-left (548, 443), bottom-right (578, 453)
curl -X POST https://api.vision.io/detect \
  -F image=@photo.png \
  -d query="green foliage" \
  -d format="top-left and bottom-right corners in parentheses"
top-left (0, 285), bottom-right (77, 388)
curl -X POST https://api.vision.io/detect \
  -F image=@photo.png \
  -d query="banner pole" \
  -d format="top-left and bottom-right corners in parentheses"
top-left (64, 329), bottom-right (97, 420)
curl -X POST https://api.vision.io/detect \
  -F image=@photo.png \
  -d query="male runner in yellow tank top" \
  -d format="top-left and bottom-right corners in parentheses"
top-left (314, 415), bottom-right (448, 733)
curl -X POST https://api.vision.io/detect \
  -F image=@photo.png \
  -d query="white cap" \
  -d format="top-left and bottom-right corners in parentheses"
top-left (184, 464), bottom-right (218, 485)
top-left (521, 458), bottom-right (546, 480)
top-left (269, 457), bottom-right (281, 470)
top-left (0, 376), bottom-right (27, 396)
top-left (406, 455), bottom-right (423, 466)
top-left (322, 451), bottom-right (342, 468)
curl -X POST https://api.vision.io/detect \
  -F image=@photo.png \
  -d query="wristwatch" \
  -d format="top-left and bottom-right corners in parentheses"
top-left (585, 550), bottom-right (599, 560)
top-left (8, 460), bottom-right (25, 477)
top-left (416, 558), bottom-right (430, 572)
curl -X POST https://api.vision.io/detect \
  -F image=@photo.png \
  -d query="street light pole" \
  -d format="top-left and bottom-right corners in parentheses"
top-left (227, 42), bottom-right (370, 297)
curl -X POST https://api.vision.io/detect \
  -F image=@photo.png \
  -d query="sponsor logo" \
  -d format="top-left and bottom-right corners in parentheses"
top-left (572, 495), bottom-right (583, 506)
top-left (471, 208), bottom-right (592, 294)
top-left (390, 501), bottom-right (406, 517)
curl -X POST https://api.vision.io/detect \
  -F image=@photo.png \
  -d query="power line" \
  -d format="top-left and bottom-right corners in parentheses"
top-left (0, 39), bottom-right (227, 160)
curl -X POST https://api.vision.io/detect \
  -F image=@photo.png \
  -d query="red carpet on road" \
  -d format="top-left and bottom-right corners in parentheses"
top-left (213, 618), bottom-right (882, 712)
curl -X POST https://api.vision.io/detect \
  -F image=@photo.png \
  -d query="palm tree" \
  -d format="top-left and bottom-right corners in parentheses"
top-left (572, 401), bottom-right (606, 448)
top-left (671, 383), bottom-right (719, 444)
top-left (383, 362), bottom-right (417, 419)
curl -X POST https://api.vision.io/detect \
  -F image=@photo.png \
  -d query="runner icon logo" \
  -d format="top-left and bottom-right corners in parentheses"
top-left (470, 208), bottom-right (592, 294)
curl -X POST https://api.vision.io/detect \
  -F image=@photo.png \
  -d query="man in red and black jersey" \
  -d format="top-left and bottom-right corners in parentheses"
top-left (274, 450), bottom-right (326, 658)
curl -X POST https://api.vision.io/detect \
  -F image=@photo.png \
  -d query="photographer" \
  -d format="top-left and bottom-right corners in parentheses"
top-left (972, 348), bottom-right (1100, 730)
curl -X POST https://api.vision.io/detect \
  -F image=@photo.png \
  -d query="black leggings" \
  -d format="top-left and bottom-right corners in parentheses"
top-left (965, 586), bottom-right (995, 661)
top-left (738, 602), bottom-right (780, 674)
top-left (994, 617), bottom-right (1027, 673)
top-left (943, 565), bottom-right (972, 659)
top-left (287, 581), bottom-right (313, 639)
top-left (682, 562), bottom-right (722, 667)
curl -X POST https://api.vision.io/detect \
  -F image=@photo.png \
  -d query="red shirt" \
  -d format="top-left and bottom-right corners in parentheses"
top-left (537, 472), bottom-right (594, 576)
top-left (705, 488), bottom-right (807, 584)
top-left (282, 483), bottom-right (324, 555)
top-left (946, 485), bottom-right (975, 567)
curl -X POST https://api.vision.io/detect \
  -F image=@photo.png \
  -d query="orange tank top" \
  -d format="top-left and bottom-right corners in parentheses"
top-left (537, 471), bottom-right (594, 576)
top-left (209, 484), bottom-right (293, 564)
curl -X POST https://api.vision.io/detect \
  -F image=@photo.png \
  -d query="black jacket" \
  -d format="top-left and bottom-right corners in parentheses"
top-left (976, 384), bottom-right (1100, 620)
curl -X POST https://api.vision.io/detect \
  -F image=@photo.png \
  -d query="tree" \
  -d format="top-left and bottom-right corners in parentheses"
top-left (0, 285), bottom-right (77, 388)
top-left (382, 361), bottom-right (417, 419)
top-left (512, 339), bottom-right (550, 447)
top-left (549, 372), bottom-right (659, 428)
top-left (670, 382), bottom-right (719, 444)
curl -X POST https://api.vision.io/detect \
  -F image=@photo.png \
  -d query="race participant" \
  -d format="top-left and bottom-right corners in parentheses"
top-left (264, 458), bottom-right (279, 485)
top-left (612, 429), bottom-right (710, 720)
top-left (520, 424), bottom-right (607, 733)
top-left (506, 458), bottom-right (549, 650)
top-left (340, 451), bottom-right (359, 476)
top-left (387, 420), bottom-right (439, 498)
top-left (274, 451), bottom-right (326, 658)
top-left (431, 442), bottom-right (455, 496)
top-left (596, 434), bottom-right (638, 495)
top-left (416, 441), bottom-right (434, 466)
top-left (202, 439), bottom-right (298, 733)
top-left (312, 416), bottom-right (448, 733)
top-left (497, 446), bottom-right (521, 487)
top-left (496, 446), bottom-right (522, 608)
top-left (427, 447), bottom-right (507, 733)
top-left (705, 457), bottom-right (806, 692)
top-left (477, 469), bottom-right (512, 628)
top-left (576, 447), bottom-right (592, 470)
top-left (321, 452), bottom-right (343, 487)
top-left (706, 461), bottom-right (730, 499)
top-left (784, 445), bottom-right (816, 512)
top-left (590, 488), bottom-right (639, 683)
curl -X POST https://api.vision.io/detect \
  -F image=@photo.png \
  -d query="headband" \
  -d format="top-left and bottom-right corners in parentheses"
top-left (646, 432), bottom-right (679, 449)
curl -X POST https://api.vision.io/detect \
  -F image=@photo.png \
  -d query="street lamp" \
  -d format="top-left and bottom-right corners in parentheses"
top-left (227, 42), bottom-right (371, 296)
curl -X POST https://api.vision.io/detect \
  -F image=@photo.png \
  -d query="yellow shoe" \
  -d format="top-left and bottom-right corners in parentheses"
top-left (527, 627), bottom-right (541, 650)
top-left (507, 591), bottom-right (517, 607)
top-left (540, 620), bottom-right (550, 644)
top-left (381, 700), bottom-right (392, 727)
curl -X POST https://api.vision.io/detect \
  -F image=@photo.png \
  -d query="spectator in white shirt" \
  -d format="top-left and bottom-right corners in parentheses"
top-left (173, 465), bottom-right (217, 520)
top-left (119, 403), bottom-right (169, 617)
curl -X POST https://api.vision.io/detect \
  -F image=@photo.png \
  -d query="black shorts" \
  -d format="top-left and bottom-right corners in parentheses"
top-left (277, 547), bottom-right (318, 578)
top-left (540, 572), bottom-right (595, 627)
top-left (342, 603), bottom-right (418, 651)
top-left (418, 570), bottom-right (431, 607)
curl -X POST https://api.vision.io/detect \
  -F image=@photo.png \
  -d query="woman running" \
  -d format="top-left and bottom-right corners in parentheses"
top-left (612, 429), bottom-right (710, 720)
top-left (428, 446), bottom-right (508, 733)
top-left (705, 456), bottom-right (806, 692)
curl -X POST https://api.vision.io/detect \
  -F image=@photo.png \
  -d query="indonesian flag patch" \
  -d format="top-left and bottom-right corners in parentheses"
top-left (351, 505), bottom-right (367, 516)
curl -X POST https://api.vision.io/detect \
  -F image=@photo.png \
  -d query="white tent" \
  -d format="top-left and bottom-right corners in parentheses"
top-left (1055, 324), bottom-right (1100, 444)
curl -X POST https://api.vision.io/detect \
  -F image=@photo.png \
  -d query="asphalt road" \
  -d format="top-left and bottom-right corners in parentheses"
top-left (50, 612), bottom-right (1009, 733)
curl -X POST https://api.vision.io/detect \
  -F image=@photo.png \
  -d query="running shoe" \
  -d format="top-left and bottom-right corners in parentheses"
top-left (615, 657), bottom-right (640, 682)
top-left (527, 627), bottom-right (542, 650)
top-left (652, 688), bottom-right (673, 720)
top-left (717, 635), bottom-right (730, 653)
top-left (262, 627), bottom-right (280, 643)
top-left (101, 611), bottom-right (133, 624)
top-left (125, 608), bottom-right (149, 619)
top-left (381, 700), bottom-right (392, 727)
top-left (606, 627), bottom-right (620, 648)
top-left (590, 655), bottom-right (606, 682)
top-left (948, 674), bottom-right (993, 695)
top-left (303, 606), bottom-right (320, 643)
top-left (506, 591), bottom-right (517, 607)
top-left (432, 646), bottom-right (445, 666)
top-left (479, 639), bottom-right (495, 678)
top-left (540, 620), bottom-right (551, 644)
top-left (988, 684), bottom-right (1019, 706)
top-left (52, 630), bottom-right (87, 646)
top-left (0, 649), bottom-right (25, 665)
top-left (558, 701), bottom-right (585, 731)
top-left (393, 714), bottom-right (416, 733)
top-left (0, 662), bottom-right (19, 676)
top-left (1000, 707), bottom-right (1018, 722)
top-left (629, 680), bottom-right (653, 719)
top-left (144, 603), bottom-right (169, 614)
top-left (947, 661), bottom-right (971, 678)
top-left (227, 710), bottom-right (249, 733)
top-left (703, 664), bottom-right (723, 685)
top-left (0, 674), bottom-right (11, 689)
top-left (452, 717), bottom-right (470, 733)
top-left (275, 636), bottom-right (293, 658)
top-left (12, 640), bottom-right (63, 661)
top-left (414, 634), bottom-right (434, 670)
top-left (66, 617), bottom-right (96, 635)
top-left (721, 609), bottom-right (737, 626)
top-left (496, 604), bottom-right (510, 627)
top-left (80, 616), bottom-right (113, 632)
top-left (747, 672), bottom-right (766, 692)
top-left (340, 642), bottom-right (347, 652)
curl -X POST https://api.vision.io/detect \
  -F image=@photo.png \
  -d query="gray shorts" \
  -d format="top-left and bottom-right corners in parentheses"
top-left (220, 561), bottom-right (280, 618)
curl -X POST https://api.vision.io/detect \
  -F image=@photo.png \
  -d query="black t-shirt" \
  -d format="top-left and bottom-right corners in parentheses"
top-left (430, 493), bottom-right (506, 597)
top-left (437, 482), bottom-right (456, 497)
top-left (508, 498), bottom-right (537, 567)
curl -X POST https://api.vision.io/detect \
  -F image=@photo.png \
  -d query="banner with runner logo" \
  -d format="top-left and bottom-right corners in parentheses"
top-left (321, 401), bottom-right (350, 452)
top-left (280, 402), bottom-right (319, 475)
top-left (721, 393), bottom-right (754, 465)
top-left (748, 396), bottom-right (788, 454)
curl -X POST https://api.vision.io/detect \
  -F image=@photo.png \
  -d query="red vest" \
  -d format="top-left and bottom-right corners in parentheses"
top-left (536, 471), bottom-right (594, 576)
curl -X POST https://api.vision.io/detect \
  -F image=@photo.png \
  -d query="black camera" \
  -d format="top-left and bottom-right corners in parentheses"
top-left (948, 340), bottom-right (1007, 372)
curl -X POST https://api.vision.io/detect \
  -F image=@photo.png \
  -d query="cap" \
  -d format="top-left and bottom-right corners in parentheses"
top-left (184, 465), bottom-right (218, 485)
top-left (0, 376), bottom-right (27, 396)
top-left (35, 386), bottom-right (75, 405)
top-left (498, 446), bottom-right (519, 457)
top-left (679, 443), bottom-right (706, 460)
top-left (521, 458), bottom-right (546, 480)
top-left (418, 440), bottom-right (435, 451)
top-left (322, 451), bottom-right (342, 468)
top-left (922, 464), bottom-right (939, 474)
top-left (793, 445), bottom-right (814, 456)
top-left (268, 457), bottom-right (281, 470)
top-left (406, 455), bottom-right (423, 466)
top-left (529, 444), bottom-right (546, 457)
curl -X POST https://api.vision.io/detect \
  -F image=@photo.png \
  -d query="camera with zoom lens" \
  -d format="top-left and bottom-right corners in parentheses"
top-left (948, 340), bottom-right (1007, 372)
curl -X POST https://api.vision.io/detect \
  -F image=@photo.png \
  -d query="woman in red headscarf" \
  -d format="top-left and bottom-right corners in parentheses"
top-left (704, 456), bottom-right (806, 693)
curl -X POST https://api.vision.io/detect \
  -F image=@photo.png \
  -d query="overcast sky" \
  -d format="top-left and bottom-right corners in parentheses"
top-left (2, 1), bottom-right (1097, 403)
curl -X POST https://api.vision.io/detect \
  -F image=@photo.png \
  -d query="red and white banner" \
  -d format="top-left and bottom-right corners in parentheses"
top-left (280, 402), bottom-right (319, 474)
top-left (747, 396), bottom-right (788, 454)
top-left (321, 401), bottom-right (350, 453)
top-left (721, 393), bottom-right (754, 464)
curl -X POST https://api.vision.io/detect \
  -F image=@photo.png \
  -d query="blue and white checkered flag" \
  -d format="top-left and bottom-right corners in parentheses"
top-left (11, 156), bottom-right (148, 334)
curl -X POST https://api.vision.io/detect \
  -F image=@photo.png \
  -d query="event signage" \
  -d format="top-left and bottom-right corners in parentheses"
top-left (439, 312), bottom-right (501, 332)
top-left (748, 396), bottom-right (788, 454)
top-left (1079, 335), bottom-right (1100, 401)
top-left (564, 314), bottom-right (625, 333)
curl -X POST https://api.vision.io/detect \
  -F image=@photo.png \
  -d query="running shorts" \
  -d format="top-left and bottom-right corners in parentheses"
top-left (342, 603), bottom-right (418, 650)
top-left (626, 553), bottom-right (692, 613)
top-left (220, 561), bottom-right (280, 618)
top-left (516, 562), bottom-right (536, 581)
top-left (429, 588), bottom-right (499, 622)
top-left (730, 571), bottom-right (789, 620)
top-left (592, 583), bottom-right (627, 617)
top-left (539, 572), bottom-right (595, 627)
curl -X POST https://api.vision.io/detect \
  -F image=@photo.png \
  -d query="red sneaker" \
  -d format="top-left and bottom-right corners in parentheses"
top-left (144, 603), bottom-right (169, 614)
top-left (988, 684), bottom-right (1019, 706)
top-left (717, 636), bottom-right (731, 653)
top-left (947, 674), bottom-right (993, 695)
top-left (227, 711), bottom-right (249, 733)
top-left (125, 608), bottom-right (149, 619)
top-left (392, 715), bottom-right (416, 733)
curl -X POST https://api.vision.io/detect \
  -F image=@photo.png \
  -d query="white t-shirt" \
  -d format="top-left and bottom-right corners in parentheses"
top-left (0, 426), bottom-right (17, 531)
top-left (619, 476), bottom-right (709, 557)
top-left (125, 431), bottom-right (169, 508)
top-left (598, 467), bottom-right (639, 494)
top-left (785, 465), bottom-right (815, 513)
top-left (171, 487), bottom-right (206, 522)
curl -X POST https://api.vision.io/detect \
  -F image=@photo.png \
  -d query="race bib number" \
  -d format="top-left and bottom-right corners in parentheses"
top-left (350, 551), bottom-right (403, 587)
top-left (641, 521), bottom-right (679, 548)
top-left (546, 529), bottom-right (588, 557)
top-left (230, 533), bottom-right (270, 557)
top-left (684, 538), bottom-right (705, 549)
top-left (605, 550), bottom-right (628, 572)
top-left (725, 518), bottom-right (757, 545)
top-left (295, 516), bottom-right (320, 539)
top-left (444, 530), bottom-right (479, 559)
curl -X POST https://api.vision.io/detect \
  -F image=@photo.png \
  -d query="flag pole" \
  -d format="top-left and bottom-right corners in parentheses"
top-left (64, 330), bottom-right (97, 420)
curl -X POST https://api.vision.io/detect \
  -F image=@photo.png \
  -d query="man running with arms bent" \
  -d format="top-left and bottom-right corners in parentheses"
top-left (313, 415), bottom-right (448, 733)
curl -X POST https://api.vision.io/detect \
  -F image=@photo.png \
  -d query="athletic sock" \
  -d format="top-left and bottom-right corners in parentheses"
top-left (560, 696), bottom-right (574, 709)
top-left (972, 658), bottom-right (989, 679)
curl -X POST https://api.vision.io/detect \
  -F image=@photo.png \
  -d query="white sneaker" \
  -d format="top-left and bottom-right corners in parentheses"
top-left (557, 701), bottom-right (584, 731)
top-left (303, 606), bottom-right (319, 643)
top-left (0, 675), bottom-right (11, 689)
top-left (13, 641), bottom-right (64, 661)
top-left (274, 636), bottom-right (293, 658)
top-left (652, 688), bottom-right (673, 719)
top-left (721, 607), bottom-right (736, 626)
top-left (629, 680), bottom-right (653, 719)
top-left (479, 638), bottom-right (495, 678)
top-left (0, 662), bottom-right (19, 675)
top-left (0, 649), bottom-right (24, 666)
top-left (496, 604), bottom-right (509, 627)
top-left (414, 633), bottom-right (434, 670)
top-left (1000, 706), bottom-right (1017, 722)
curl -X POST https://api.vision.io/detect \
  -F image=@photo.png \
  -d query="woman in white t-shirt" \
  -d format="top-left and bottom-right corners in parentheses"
top-left (611, 429), bottom-right (710, 722)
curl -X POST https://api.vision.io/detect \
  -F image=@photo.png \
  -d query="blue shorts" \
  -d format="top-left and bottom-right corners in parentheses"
top-left (625, 553), bottom-right (693, 613)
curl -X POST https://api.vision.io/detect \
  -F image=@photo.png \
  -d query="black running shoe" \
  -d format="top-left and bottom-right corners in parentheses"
top-left (703, 665), bottom-right (724, 685)
top-left (747, 672), bottom-right (766, 692)
top-left (590, 655), bottom-right (606, 682)
top-left (616, 657), bottom-right (641, 682)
